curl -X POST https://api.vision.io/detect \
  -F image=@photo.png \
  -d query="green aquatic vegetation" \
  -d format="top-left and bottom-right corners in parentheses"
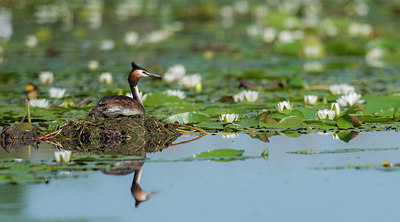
top-left (0, 148), bottom-right (262, 184)
top-left (1, 2), bottom-right (400, 136)
top-left (288, 147), bottom-right (399, 155)
top-left (153, 149), bottom-right (261, 162)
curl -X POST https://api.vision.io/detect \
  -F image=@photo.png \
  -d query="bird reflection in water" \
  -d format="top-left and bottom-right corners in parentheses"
top-left (101, 158), bottom-right (157, 207)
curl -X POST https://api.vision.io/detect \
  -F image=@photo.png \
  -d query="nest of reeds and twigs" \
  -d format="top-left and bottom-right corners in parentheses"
top-left (55, 115), bottom-right (180, 156)
top-left (1, 115), bottom-right (180, 156)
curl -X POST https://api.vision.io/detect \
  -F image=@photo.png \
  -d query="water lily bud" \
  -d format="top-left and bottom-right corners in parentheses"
top-left (276, 101), bottom-right (292, 112)
top-left (219, 113), bottom-right (239, 123)
top-left (317, 109), bottom-right (336, 120)
top-left (331, 102), bottom-right (341, 117)
top-left (304, 95), bottom-right (318, 105)
top-left (54, 150), bottom-right (72, 163)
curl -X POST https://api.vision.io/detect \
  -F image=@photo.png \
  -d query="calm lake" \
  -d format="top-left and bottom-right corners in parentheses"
top-left (1, 131), bottom-right (399, 222)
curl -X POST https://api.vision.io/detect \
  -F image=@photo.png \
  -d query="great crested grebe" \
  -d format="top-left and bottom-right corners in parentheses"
top-left (88, 61), bottom-right (161, 117)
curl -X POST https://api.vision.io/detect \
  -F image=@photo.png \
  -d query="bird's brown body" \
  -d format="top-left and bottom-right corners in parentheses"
top-left (88, 62), bottom-right (161, 117)
top-left (88, 95), bottom-right (144, 117)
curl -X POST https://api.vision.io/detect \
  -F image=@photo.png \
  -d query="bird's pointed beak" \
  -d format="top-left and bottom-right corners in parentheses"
top-left (147, 73), bottom-right (162, 78)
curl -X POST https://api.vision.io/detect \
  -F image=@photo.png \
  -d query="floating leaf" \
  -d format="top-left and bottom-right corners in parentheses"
top-left (194, 149), bottom-right (244, 158)
top-left (237, 116), bottom-right (259, 128)
top-left (336, 114), bottom-right (354, 129)
top-left (180, 149), bottom-right (258, 162)
top-left (166, 112), bottom-right (212, 124)
top-left (277, 116), bottom-right (305, 128)
top-left (259, 117), bottom-right (279, 128)
top-left (193, 122), bottom-right (223, 129)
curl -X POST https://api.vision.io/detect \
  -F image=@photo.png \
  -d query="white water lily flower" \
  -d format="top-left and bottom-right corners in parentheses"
top-left (278, 30), bottom-right (303, 43)
top-left (329, 84), bottom-right (355, 95)
top-left (49, 88), bottom-right (66, 98)
top-left (243, 90), bottom-right (259, 102)
top-left (54, 150), bottom-right (72, 163)
top-left (34, 4), bottom-right (60, 24)
top-left (221, 133), bottom-right (239, 139)
top-left (39, 71), bottom-right (54, 85)
top-left (99, 39), bottom-right (115, 50)
top-left (165, 89), bottom-right (186, 99)
top-left (331, 102), bottom-right (341, 117)
top-left (233, 90), bottom-right (259, 102)
top-left (336, 92), bottom-right (364, 107)
top-left (145, 30), bottom-right (171, 43)
top-left (25, 35), bottom-right (38, 48)
top-left (317, 109), bottom-right (336, 120)
top-left (262, 27), bottom-right (276, 43)
top-left (276, 101), bottom-right (293, 112)
top-left (179, 74), bottom-right (202, 88)
top-left (99, 72), bottom-right (113, 84)
top-left (278, 30), bottom-right (295, 43)
top-left (365, 48), bottom-right (385, 68)
top-left (29, 99), bottom-right (49, 108)
top-left (124, 31), bottom-right (139, 46)
top-left (304, 95), bottom-right (318, 105)
top-left (348, 22), bottom-right (372, 37)
top-left (125, 91), bottom-right (147, 102)
top-left (164, 64), bottom-right (186, 82)
top-left (219, 113), bottom-right (239, 123)
top-left (233, 93), bottom-right (244, 102)
top-left (88, 60), bottom-right (99, 70)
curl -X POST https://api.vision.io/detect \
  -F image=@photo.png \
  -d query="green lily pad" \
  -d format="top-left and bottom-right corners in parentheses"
top-left (277, 116), bottom-right (305, 128)
top-left (336, 114), bottom-right (354, 129)
top-left (166, 112), bottom-right (212, 124)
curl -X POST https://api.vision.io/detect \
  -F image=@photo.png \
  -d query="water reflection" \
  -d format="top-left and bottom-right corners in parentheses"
top-left (1, 132), bottom-right (400, 221)
top-left (254, 131), bottom-right (361, 143)
top-left (101, 159), bottom-right (156, 207)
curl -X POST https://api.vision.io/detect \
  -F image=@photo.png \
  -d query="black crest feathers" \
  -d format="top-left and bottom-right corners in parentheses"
top-left (131, 61), bottom-right (147, 71)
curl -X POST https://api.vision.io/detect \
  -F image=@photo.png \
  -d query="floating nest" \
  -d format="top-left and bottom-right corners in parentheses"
top-left (57, 115), bottom-right (179, 156)
top-left (1, 116), bottom-right (180, 156)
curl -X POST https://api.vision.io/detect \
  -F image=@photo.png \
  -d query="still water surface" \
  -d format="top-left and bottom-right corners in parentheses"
top-left (1, 132), bottom-right (399, 222)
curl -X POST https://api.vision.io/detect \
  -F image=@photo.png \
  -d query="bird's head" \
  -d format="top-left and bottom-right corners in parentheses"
top-left (128, 61), bottom-right (161, 86)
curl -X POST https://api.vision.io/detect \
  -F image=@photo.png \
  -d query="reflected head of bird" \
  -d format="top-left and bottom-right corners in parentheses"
top-left (128, 61), bottom-right (161, 86)
top-left (131, 183), bottom-right (155, 208)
